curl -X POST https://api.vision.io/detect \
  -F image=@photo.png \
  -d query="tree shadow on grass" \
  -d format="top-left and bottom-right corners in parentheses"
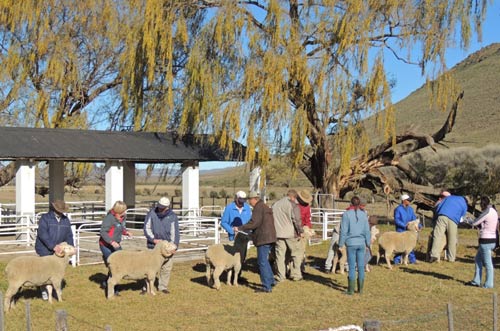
top-left (400, 267), bottom-right (454, 280)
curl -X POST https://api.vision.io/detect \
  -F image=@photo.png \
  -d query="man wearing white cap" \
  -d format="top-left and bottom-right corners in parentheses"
top-left (221, 191), bottom-right (252, 241)
top-left (393, 194), bottom-right (418, 264)
top-left (143, 197), bottom-right (179, 294)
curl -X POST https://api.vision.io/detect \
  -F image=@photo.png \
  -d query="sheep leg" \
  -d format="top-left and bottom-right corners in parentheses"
top-left (107, 276), bottom-right (117, 299)
top-left (233, 264), bottom-right (241, 287)
top-left (53, 281), bottom-right (63, 302)
top-left (213, 266), bottom-right (224, 290)
top-left (4, 283), bottom-right (21, 312)
top-left (147, 276), bottom-right (156, 295)
top-left (332, 251), bottom-right (339, 274)
top-left (46, 284), bottom-right (54, 304)
top-left (226, 269), bottom-right (233, 286)
top-left (403, 253), bottom-right (409, 266)
top-left (339, 248), bottom-right (347, 274)
top-left (385, 251), bottom-right (393, 270)
top-left (205, 262), bottom-right (213, 287)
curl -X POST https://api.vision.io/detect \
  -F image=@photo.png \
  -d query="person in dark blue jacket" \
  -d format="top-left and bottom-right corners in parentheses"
top-left (393, 194), bottom-right (418, 264)
top-left (144, 197), bottom-right (180, 294)
top-left (35, 200), bottom-right (74, 300)
top-left (430, 194), bottom-right (468, 262)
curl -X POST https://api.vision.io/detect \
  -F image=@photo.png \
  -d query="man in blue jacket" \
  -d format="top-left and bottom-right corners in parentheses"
top-left (393, 194), bottom-right (418, 264)
top-left (221, 191), bottom-right (252, 241)
top-left (430, 194), bottom-right (468, 263)
top-left (144, 197), bottom-right (180, 294)
top-left (35, 200), bottom-right (74, 300)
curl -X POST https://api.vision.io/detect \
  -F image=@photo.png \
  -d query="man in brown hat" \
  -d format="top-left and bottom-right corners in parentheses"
top-left (35, 199), bottom-right (74, 300)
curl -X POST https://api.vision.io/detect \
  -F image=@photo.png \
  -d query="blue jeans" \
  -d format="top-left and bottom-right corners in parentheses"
top-left (257, 244), bottom-right (274, 291)
top-left (100, 244), bottom-right (121, 266)
top-left (473, 242), bottom-right (495, 288)
top-left (394, 250), bottom-right (416, 264)
top-left (347, 245), bottom-right (366, 281)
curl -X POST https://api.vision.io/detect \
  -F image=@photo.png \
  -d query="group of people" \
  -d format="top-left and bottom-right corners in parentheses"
top-left (34, 187), bottom-right (497, 299)
top-left (222, 189), bottom-right (314, 293)
top-left (35, 197), bottom-right (180, 299)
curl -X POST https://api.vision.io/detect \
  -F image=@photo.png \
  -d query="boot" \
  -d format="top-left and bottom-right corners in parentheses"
top-left (345, 278), bottom-right (355, 295)
top-left (357, 278), bottom-right (364, 295)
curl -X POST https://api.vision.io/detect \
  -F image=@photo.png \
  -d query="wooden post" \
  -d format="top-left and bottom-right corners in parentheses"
top-left (25, 301), bottom-right (31, 331)
top-left (55, 310), bottom-right (68, 331)
top-left (494, 293), bottom-right (498, 331)
top-left (0, 292), bottom-right (4, 331)
top-left (447, 303), bottom-right (454, 331)
top-left (363, 320), bottom-right (381, 331)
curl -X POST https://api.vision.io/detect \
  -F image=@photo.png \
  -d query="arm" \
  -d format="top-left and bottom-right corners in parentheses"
top-left (338, 213), bottom-right (349, 248)
top-left (394, 207), bottom-right (406, 230)
top-left (239, 205), bottom-right (263, 232)
top-left (143, 211), bottom-right (155, 243)
top-left (64, 217), bottom-right (75, 247)
top-left (99, 214), bottom-right (115, 245)
top-left (220, 205), bottom-right (235, 240)
top-left (170, 215), bottom-right (180, 247)
top-left (37, 214), bottom-right (56, 251)
top-left (472, 208), bottom-right (491, 227)
top-left (291, 203), bottom-right (303, 235)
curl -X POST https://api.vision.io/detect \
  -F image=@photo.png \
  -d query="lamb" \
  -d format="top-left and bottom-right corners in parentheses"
top-left (376, 219), bottom-right (420, 269)
top-left (3, 242), bottom-right (76, 312)
top-left (106, 240), bottom-right (177, 299)
top-left (205, 232), bottom-right (250, 290)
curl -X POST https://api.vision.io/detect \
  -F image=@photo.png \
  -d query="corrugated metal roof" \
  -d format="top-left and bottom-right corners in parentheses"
top-left (0, 127), bottom-right (245, 163)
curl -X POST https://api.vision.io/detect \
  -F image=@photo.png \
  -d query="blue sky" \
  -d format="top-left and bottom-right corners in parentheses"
top-left (201, 2), bottom-right (500, 171)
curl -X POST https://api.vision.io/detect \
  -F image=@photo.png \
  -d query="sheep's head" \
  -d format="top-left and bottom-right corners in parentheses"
top-left (159, 241), bottom-right (177, 258)
top-left (54, 242), bottom-right (76, 257)
top-left (302, 226), bottom-right (316, 239)
top-left (407, 219), bottom-right (420, 232)
top-left (371, 225), bottom-right (380, 238)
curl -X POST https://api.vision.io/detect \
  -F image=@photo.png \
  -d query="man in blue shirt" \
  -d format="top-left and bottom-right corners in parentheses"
top-left (221, 191), bottom-right (252, 241)
top-left (393, 194), bottom-right (418, 264)
top-left (430, 194), bottom-right (468, 262)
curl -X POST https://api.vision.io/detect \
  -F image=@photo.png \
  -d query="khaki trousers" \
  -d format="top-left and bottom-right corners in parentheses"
top-left (158, 256), bottom-right (174, 290)
top-left (431, 215), bottom-right (458, 262)
top-left (275, 238), bottom-right (302, 281)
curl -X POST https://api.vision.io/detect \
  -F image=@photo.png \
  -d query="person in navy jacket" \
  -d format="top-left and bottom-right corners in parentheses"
top-left (35, 200), bottom-right (74, 300)
top-left (393, 194), bottom-right (418, 264)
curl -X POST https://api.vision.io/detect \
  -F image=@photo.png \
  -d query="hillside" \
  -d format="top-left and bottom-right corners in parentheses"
top-left (368, 43), bottom-right (500, 148)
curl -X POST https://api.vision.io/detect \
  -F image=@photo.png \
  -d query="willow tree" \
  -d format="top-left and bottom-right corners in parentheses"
top-left (176, 0), bottom-right (488, 197)
top-left (0, 1), bottom-right (203, 186)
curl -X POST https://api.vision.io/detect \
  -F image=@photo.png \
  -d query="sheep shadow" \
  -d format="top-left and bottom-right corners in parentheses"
top-left (9, 280), bottom-right (68, 303)
top-left (399, 267), bottom-right (454, 280)
top-left (302, 272), bottom-right (346, 292)
top-left (89, 272), bottom-right (145, 296)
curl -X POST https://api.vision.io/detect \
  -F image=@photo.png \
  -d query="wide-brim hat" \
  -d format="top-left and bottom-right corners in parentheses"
top-left (248, 191), bottom-right (260, 199)
top-left (297, 189), bottom-right (313, 204)
top-left (52, 200), bottom-right (69, 214)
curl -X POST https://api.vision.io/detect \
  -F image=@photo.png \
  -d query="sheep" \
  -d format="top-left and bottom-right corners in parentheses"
top-left (376, 219), bottom-right (420, 269)
top-left (106, 240), bottom-right (177, 299)
top-left (205, 232), bottom-right (250, 290)
top-left (3, 242), bottom-right (76, 312)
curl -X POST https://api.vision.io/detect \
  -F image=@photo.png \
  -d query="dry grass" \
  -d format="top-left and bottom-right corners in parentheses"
top-left (0, 226), bottom-right (497, 331)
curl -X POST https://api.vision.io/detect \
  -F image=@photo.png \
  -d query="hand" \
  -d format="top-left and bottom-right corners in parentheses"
top-left (126, 231), bottom-right (133, 238)
top-left (54, 245), bottom-right (63, 255)
top-left (111, 241), bottom-right (120, 248)
top-left (153, 239), bottom-right (161, 244)
top-left (233, 227), bottom-right (239, 234)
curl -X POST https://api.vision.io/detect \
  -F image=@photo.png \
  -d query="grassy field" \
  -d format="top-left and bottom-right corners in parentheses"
top-left (0, 226), bottom-right (497, 331)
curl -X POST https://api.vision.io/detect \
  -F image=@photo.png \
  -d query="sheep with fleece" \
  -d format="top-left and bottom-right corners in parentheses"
top-left (205, 232), bottom-right (251, 290)
top-left (106, 240), bottom-right (177, 299)
top-left (4, 242), bottom-right (76, 312)
top-left (376, 219), bottom-right (420, 269)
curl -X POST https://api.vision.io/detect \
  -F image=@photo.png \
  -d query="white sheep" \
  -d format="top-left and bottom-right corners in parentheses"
top-left (205, 232), bottom-right (250, 290)
top-left (376, 219), bottom-right (420, 269)
top-left (106, 240), bottom-right (177, 299)
top-left (3, 242), bottom-right (76, 312)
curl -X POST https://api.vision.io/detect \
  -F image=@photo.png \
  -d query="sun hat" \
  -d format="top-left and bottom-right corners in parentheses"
top-left (248, 191), bottom-right (260, 199)
top-left (158, 197), bottom-right (170, 208)
top-left (51, 200), bottom-right (69, 214)
top-left (297, 189), bottom-right (313, 204)
top-left (236, 191), bottom-right (247, 199)
top-left (401, 194), bottom-right (411, 201)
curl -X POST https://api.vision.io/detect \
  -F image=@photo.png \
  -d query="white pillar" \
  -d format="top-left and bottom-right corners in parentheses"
top-left (182, 161), bottom-right (199, 212)
top-left (105, 161), bottom-right (123, 211)
top-left (16, 160), bottom-right (36, 216)
top-left (49, 160), bottom-right (65, 202)
top-left (123, 161), bottom-right (136, 209)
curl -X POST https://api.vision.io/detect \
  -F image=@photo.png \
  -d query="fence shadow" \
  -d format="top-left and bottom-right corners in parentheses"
top-left (400, 267), bottom-right (455, 280)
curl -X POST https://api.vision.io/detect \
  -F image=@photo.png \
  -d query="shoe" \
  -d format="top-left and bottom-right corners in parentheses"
top-left (429, 257), bottom-right (438, 263)
top-left (254, 288), bottom-right (272, 293)
top-left (41, 289), bottom-right (49, 301)
top-left (161, 289), bottom-right (170, 294)
top-left (465, 281), bottom-right (480, 287)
